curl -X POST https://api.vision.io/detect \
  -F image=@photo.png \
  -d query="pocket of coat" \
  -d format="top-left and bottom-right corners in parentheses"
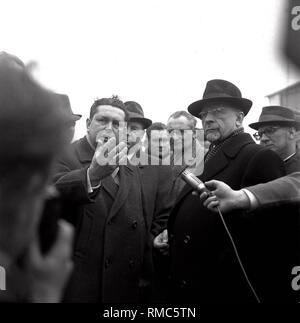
top-left (74, 211), bottom-right (93, 258)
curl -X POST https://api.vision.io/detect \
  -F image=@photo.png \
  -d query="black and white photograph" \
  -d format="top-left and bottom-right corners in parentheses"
top-left (0, 0), bottom-right (299, 319)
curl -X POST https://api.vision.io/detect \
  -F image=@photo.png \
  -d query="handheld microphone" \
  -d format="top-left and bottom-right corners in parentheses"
top-left (180, 169), bottom-right (210, 195)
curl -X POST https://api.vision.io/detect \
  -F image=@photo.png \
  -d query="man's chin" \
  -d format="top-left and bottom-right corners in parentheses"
top-left (205, 132), bottom-right (220, 143)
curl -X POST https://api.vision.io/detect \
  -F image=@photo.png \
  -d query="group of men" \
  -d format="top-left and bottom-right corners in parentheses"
top-left (0, 50), bottom-right (299, 303)
top-left (54, 77), bottom-right (299, 303)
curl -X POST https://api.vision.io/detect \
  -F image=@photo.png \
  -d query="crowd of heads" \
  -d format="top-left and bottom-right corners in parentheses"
top-left (0, 50), bottom-right (299, 302)
top-left (82, 79), bottom-right (300, 167)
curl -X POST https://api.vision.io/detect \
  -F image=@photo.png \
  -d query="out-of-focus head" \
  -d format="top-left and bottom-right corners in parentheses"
top-left (249, 106), bottom-right (300, 159)
top-left (187, 79), bottom-right (251, 143)
top-left (0, 51), bottom-right (69, 260)
top-left (87, 95), bottom-right (127, 147)
top-left (58, 94), bottom-right (81, 142)
top-left (125, 101), bottom-right (152, 150)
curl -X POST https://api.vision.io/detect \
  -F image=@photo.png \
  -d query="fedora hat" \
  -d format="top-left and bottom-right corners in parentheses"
top-left (188, 79), bottom-right (252, 117)
top-left (124, 101), bottom-right (152, 129)
top-left (249, 106), bottom-right (300, 131)
top-left (59, 94), bottom-right (81, 121)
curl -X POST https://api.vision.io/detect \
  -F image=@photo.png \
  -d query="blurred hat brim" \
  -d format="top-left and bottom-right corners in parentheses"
top-left (72, 113), bottom-right (82, 121)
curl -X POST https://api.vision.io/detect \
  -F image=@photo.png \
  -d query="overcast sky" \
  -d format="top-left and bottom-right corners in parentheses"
top-left (1, 0), bottom-right (299, 139)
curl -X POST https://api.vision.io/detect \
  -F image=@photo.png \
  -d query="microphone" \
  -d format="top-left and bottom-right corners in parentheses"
top-left (180, 168), bottom-right (261, 303)
top-left (180, 168), bottom-right (211, 195)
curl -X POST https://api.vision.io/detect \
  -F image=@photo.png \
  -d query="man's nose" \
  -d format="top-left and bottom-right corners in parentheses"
top-left (260, 133), bottom-right (270, 144)
top-left (204, 111), bottom-right (216, 122)
top-left (105, 121), bottom-right (113, 130)
top-left (203, 118), bottom-right (214, 128)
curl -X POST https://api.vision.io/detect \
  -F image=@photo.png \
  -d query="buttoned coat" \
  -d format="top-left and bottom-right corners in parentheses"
top-left (54, 137), bottom-right (172, 302)
top-left (168, 133), bottom-right (288, 303)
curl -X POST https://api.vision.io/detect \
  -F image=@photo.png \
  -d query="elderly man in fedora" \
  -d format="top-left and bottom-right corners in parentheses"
top-left (161, 79), bottom-right (289, 303)
top-left (249, 106), bottom-right (300, 174)
top-left (124, 101), bottom-right (174, 302)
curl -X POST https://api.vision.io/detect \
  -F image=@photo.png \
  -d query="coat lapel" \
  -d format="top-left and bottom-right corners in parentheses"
top-left (74, 136), bottom-right (134, 214)
top-left (172, 133), bottom-right (255, 209)
top-left (75, 136), bottom-right (95, 165)
top-left (108, 165), bottom-right (134, 220)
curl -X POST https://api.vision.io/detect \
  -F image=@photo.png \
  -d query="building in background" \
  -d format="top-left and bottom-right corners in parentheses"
top-left (267, 81), bottom-right (300, 113)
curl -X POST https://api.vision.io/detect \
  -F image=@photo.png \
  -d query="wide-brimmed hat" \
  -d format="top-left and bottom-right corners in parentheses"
top-left (124, 101), bottom-right (152, 129)
top-left (59, 94), bottom-right (81, 121)
top-left (188, 79), bottom-right (252, 117)
top-left (249, 105), bottom-right (300, 131)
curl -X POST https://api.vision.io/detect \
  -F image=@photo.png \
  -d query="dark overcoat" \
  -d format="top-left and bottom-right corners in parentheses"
top-left (54, 137), bottom-right (172, 303)
top-left (168, 133), bottom-right (288, 303)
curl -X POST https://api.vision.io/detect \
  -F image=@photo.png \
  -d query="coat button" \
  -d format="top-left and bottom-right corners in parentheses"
top-left (129, 260), bottom-right (135, 268)
top-left (107, 220), bottom-right (113, 226)
top-left (183, 235), bottom-right (191, 244)
top-left (104, 258), bottom-right (111, 269)
top-left (132, 221), bottom-right (138, 229)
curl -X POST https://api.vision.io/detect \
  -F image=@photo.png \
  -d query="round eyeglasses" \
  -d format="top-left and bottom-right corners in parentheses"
top-left (253, 126), bottom-right (280, 140)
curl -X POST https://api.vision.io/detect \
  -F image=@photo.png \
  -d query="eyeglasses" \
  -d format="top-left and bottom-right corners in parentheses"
top-left (198, 107), bottom-right (226, 120)
top-left (253, 126), bottom-right (280, 140)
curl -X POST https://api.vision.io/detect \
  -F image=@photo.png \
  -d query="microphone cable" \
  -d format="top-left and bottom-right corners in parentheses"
top-left (180, 168), bottom-right (261, 303)
top-left (216, 205), bottom-right (261, 303)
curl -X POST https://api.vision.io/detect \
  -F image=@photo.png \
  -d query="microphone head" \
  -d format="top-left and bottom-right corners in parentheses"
top-left (180, 168), bottom-right (209, 194)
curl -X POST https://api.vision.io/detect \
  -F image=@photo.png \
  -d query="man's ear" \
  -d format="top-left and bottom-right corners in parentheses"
top-left (236, 112), bottom-right (244, 127)
top-left (86, 118), bottom-right (91, 133)
top-left (289, 127), bottom-right (296, 139)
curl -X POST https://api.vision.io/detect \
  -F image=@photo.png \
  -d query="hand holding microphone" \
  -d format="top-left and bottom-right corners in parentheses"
top-left (185, 174), bottom-right (251, 213)
top-left (179, 168), bottom-right (219, 209)
top-left (180, 168), bottom-right (246, 213)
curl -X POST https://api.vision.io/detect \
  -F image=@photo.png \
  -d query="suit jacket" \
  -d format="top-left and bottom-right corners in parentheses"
top-left (168, 132), bottom-right (288, 303)
top-left (54, 137), bottom-right (160, 303)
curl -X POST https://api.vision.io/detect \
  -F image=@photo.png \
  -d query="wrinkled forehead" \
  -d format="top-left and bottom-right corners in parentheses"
top-left (94, 105), bottom-right (126, 120)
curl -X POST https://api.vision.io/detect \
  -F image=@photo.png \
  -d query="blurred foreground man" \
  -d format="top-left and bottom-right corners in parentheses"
top-left (249, 105), bottom-right (300, 173)
top-left (163, 79), bottom-right (288, 303)
top-left (0, 52), bottom-right (74, 302)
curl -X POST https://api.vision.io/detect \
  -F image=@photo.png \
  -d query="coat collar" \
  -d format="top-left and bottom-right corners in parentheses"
top-left (74, 136), bottom-right (95, 163)
top-left (203, 132), bottom-right (254, 180)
